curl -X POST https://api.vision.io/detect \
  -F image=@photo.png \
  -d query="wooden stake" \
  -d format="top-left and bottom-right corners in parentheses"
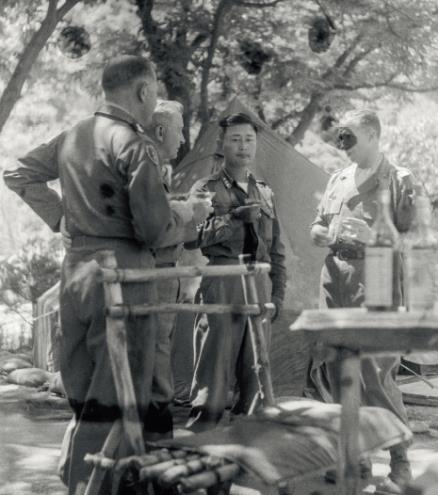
top-left (338, 349), bottom-right (361, 495)
top-left (101, 251), bottom-right (146, 457)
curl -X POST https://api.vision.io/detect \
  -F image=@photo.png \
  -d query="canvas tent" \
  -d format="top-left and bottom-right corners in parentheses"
top-left (33, 281), bottom-right (60, 371)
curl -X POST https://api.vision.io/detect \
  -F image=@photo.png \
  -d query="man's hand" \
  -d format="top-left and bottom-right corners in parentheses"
top-left (60, 216), bottom-right (72, 251)
top-left (169, 200), bottom-right (193, 223)
top-left (310, 224), bottom-right (332, 247)
top-left (171, 196), bottom-right (213, 225)
top-left (192, 201), bottom-right (214, 225)
top-left (231, 202), bottom-right (261, 224)
top-left (271, 296), bottom-right (283, 322)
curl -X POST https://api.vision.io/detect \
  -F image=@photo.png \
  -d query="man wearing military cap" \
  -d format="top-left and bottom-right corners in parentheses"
top-left (185, 112), bottom-right (287, 432)
top-left (310, 109), bottom-right (415, 494)
top-left (3, 56), bottom-right (194, 495)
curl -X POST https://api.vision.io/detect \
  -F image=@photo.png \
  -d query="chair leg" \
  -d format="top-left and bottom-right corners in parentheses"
top-left (84, 420), bottom-right (123, 495)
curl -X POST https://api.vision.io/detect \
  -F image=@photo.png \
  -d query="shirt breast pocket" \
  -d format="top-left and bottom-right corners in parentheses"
top-left (324, 198), bottom-right (343, 221)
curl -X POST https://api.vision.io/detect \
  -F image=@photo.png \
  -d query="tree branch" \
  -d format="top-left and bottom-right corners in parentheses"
top-left (198, 0), bottom-right (233, 129)
top-left (291, 92), bottom-right (324, 143)
top-left (234, 0), bottom-right (284, 7)
top-left (334, 72), bottom-right (399, 90)
top-left (56, 0), bottom-right (81, 20)
top-left (333, 33), bottom-right (363, 70)
top-left (0, 0), bottom-right (81, 134)
top-left (271, 110), bottom-right (301, 130)
top-left (342, 45), bottom-right (377, 77)
top-left (138, 0), bottom-right (156, 34)
top-left (384, 82), bottom-right (438, 93)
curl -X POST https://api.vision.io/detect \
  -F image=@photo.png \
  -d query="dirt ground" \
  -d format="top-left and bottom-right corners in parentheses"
top-left (1, 373), bottom-right (437, 495)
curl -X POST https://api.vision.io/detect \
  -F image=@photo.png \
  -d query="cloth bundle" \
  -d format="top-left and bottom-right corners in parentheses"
top-left (86, 399), bottom-right (412, 492)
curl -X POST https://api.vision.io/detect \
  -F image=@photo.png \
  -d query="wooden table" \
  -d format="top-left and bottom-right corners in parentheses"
top-left (290, 308), bottom-right (438, 495)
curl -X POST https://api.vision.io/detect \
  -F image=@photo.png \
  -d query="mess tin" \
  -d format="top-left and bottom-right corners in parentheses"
top-left (338, 217), bottom-right (370, 246)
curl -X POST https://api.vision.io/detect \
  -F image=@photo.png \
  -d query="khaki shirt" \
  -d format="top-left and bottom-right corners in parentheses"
top-left (313, 156), bottom-right (415, 240)
top-left (187, 167), bottom-right (287, 302)
top-left (3, 104), bottom-right (184, 247)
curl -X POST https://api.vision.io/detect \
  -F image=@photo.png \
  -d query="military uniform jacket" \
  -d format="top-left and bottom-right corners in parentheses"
top-left (187, 167), bottom-right (287, 302)
top-left (3, 104), bottom-right (184, 247)
top-left (313, 156), bottom-right (415, 240)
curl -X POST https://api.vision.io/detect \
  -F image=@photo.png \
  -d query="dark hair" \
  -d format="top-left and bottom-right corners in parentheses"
top-left (219, 113), bottom-right (258, 133)
top-left (101, 55), bottom-right (155, 92)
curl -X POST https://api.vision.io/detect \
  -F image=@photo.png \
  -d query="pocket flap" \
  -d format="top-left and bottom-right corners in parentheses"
top-left (326, 198), bottom-right (343, 215)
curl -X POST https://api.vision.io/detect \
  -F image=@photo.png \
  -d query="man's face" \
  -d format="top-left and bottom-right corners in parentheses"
top-left (161, 112), bottom-right (185, 160)
top-left (336, 122), bottom-right (377, 166)
top-left (222, 123), bottom-right (257, 169)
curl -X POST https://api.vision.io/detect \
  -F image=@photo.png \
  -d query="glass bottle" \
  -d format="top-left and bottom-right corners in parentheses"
top-left (404, 192), bottom-right (438, 312)
top-left (365, 189), bottom-right (400, 310)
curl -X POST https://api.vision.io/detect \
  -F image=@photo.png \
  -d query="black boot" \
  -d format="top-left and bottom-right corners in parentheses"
top-left (375, 445), bottom-right (412, 495)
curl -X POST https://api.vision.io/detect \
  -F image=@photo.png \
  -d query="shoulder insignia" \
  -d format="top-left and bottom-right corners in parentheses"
top-left (146, 144), bottom-right (160, 167)
top-left (221, 174), bottom-right (233, 190)
top-left (132, 122), bottom-right (147, 135)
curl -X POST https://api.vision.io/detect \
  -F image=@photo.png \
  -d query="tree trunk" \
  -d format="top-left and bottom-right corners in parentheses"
top-left (0, 0), bottom-right (81, 135)
top-left (198, 0), bottom-right (233, 134)
top-left (289, 93), bottom-right (324, 145)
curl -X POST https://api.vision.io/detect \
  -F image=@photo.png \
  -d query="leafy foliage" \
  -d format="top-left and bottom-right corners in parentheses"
top-left (0, 236), bottom-right (63, 305)
top-left (1, 0), bottom-right (438, 260)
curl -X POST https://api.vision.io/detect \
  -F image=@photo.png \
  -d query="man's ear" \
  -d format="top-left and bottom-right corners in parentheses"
top-left (137, 81), bottom-right (148, 103)
top-left (155, 125), bottom-right (165, 142)
top-left (216, 134), bottom-right (224, 153)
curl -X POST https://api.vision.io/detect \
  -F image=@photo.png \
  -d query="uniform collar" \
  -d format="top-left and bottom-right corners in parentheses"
top-left (221, 167), bottom-right (255, 189)
top-left (343, 154), bottom-right (390, 206)
top-left (96, 102), bottom-right (146, 134)
top-left (356, 154), bottom-right (388, 195)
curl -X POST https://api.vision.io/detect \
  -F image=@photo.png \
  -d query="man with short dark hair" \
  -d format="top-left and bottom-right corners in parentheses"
top-left (185, 112), bottom-right (286, 432)
top-left (310, 109), bottom-right (415, 494)
top-left (4, 56), bottom-right (190, 495)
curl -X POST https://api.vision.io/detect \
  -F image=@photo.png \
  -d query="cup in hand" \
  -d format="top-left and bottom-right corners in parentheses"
top-left (187, 191), bottom-right (215, 224)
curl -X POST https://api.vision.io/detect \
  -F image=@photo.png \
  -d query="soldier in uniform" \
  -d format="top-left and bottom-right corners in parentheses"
top-left (3, 56), bottom-right (193, 495)
top-left (185, 112), bottom-right (287, 433)
top-left (146, 100), bottom-right (211, 437)
top-left (310, 109), bottom-right (414, 494)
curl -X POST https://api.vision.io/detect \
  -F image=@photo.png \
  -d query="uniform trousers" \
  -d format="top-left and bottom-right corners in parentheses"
top-left (187, 257), bottom-right (271, 432)
top-left (58, 238), bottom-right (158, 495)
top-left (312, 254), bottom-right (408, 425)
top-left (149, 274), bottom-right (180, 439)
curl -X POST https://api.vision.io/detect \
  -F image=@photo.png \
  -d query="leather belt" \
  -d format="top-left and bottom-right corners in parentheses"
top-left (331, 246), bottom-right (364, 260)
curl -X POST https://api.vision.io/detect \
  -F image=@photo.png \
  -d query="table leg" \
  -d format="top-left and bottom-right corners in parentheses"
top-left (338, 349), bottom-right (361, 495)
